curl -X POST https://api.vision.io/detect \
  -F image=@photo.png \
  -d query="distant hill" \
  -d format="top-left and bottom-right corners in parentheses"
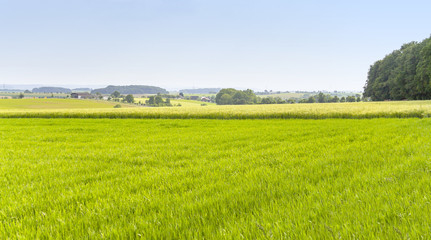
top-left (0, 89), bottom-right (24, 93)
top-left (72, 88), bottom-right (92, 92)
top-left (32, 87), bottom-right (72, 93)
top-left (91, 85), bottom-right (168, 94)
top-left (180, 88), bottom-right (221, 94)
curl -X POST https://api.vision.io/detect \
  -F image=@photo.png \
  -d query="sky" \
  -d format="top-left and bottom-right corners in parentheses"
top-left (0, 0), bottom-right (430, 91)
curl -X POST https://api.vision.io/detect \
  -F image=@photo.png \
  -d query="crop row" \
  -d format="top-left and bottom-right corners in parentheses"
top-left (0, 101), bottom-right (431, 119)
top-left (1, 118), bottom-right (431, 238)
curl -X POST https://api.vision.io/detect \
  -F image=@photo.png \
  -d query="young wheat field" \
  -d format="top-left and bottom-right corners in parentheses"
top-left (1, 118), bottom-right (430, 238)
top-left (0, 99), bottom-right (131, 110)
top-left (0, 100), bottom-right (431, 119)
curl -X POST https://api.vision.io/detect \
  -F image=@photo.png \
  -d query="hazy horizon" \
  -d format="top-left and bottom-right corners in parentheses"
top-left (1, 0), bottom-right (430, 91)
top-left (0, 83), bottom-right (363, 93)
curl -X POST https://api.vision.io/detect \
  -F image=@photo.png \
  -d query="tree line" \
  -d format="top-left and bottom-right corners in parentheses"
top-left (363, 35), bottom-right (431, 100)
top-left (215, 88), bottom-right (361, 105)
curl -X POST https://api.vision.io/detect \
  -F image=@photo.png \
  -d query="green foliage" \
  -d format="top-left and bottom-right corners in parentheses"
top-left (1, 118), bottom-right (431, 238)
top-left (259, 96), bottom-right (286, 104)
top-left (145, 94), bottom-right (172, 107)
top-left (299, 92), bottom-right (360, 103)
top-left (307, 96), bottom-right (316, 103)
top-left (364, 36), bottom-right (431, 100)
top-left (346, 96), bottom-right (356, 102)
top-left (124, 94), bottom-right (135, 103)
top-left (215, 88), bottom-right (257, 105)
top-left (113, 104), bottom-right (122, 108)
top-left (111, 91), bottom-right (121, 98)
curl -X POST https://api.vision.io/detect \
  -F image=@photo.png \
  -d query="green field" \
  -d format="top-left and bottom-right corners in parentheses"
top-left (1, 118), bottom-right (431, 238)
top-left (0, 99), bottom-right (131, 109)
top-left (1, 100), bottom-right (430, 119)
top-left (1, 99), bottom-right (431, 238)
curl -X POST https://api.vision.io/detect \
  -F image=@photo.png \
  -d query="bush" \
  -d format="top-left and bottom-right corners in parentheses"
top-left (113, 104), bottom-right (122, 108)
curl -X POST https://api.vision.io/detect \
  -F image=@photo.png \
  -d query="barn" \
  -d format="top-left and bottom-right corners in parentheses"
top-left (71, 92), bottom-right (92, 99)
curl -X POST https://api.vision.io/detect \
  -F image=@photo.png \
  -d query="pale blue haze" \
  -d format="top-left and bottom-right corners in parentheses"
top-left (0, 0), bottom-right (430, 91)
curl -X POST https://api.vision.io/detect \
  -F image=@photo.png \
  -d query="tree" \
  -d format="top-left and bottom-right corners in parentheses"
top-left (317, 92), bottom-right (326, 103)
top-left (124, 94), bottom-right (134, 103)
top-left (111, 91), bottom-right (121, 98)
top-left (215, 88), bottom-right (257, 105)
top-left (218, 94), bottom-right (233, 105)
top-left (307, 96), bottom-right (316, 103)
top-left (147, 96), bottom-right (155, 104)
top-left (346, 96), bottom-right (356, 102)
top-left (364, 36), bottom-right (431, 100)
top-left (331, 96), bottom-right (340, 102)
top-left (260, 97), bottom-right (274, 104)
top-left (155, 94), bottom-right (164, 105)
top-left (18, 93), bottom-right (24, 99)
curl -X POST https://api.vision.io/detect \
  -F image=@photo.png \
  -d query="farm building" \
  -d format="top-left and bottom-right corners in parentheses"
top-left (201, 97), bottom-right (211, 102)
top-left (71, 92), bottom-right (92, 99)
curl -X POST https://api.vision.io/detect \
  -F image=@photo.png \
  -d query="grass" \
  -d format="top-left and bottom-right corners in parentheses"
top-left (0, 98), bottom-right (132, 109)
top-left (1, 118), bottom-right (430, 238)
top-left (0, 92), bottom-right (69, 98)
top-left (134, 98), bottom-right (216, 107)
top-left (0, 100), bottom-right (430, 119)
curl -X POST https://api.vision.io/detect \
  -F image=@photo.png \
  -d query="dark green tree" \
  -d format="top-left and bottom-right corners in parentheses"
top-left (307, 96), bottom-right (316, 103)
top-left (111, 91), bottom-right (121, 98)
top-left (124, 94), bottom-right (134, 103)
top-left (346, 96), bottom-right (356, 102)
top-left (215, 88), bottom-right (257, 105)
top-left (364, 36), bottom-right (431, 100)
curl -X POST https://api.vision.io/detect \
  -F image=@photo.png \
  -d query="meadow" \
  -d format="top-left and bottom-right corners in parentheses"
top-left (0, 99), bottom-right (430, 119)
top-left (0, 99), bottom-right (131, 109)
top-left (1, 118), bottom-right (430, 238)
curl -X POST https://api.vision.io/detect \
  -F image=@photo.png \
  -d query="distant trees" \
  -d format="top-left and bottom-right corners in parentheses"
top-left (260, 96), bottom-right (286, 104)
top-left (296, 92), bottom-right (359, 103)
top-left (124, 94), bottom-right (134, 103)
top-left (111, 91), bottom-right (121, 98)
top-left (215, 88), bottom-right (360, 105)
top-left (146, 94), bottom-right (172, 106)
top-left (364, 36), bottom-right (431, 100)
top-left (215, 88), bottom-right (257, 105)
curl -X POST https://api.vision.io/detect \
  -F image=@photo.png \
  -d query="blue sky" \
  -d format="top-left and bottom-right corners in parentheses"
top-left (0, 0), bottom-right (430, 91)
